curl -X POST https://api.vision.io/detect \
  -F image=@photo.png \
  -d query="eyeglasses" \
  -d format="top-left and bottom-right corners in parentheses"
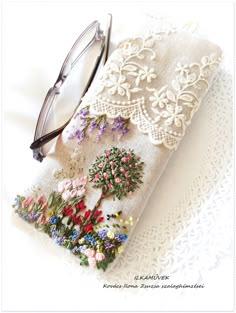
top-left (30, 15), bottom-right (112, 162)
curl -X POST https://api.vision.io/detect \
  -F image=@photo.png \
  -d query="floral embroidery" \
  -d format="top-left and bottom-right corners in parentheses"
top-left (82, 34), bottom-right (222, 149)
top-left (98, 37), bottom-right (157, 100)
top-left (13, 147), bottom-right (144, 271)
top-left (68, 106), bottom-right (130, 144)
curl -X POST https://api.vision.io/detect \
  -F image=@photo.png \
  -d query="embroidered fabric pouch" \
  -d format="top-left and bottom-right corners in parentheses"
top-left (13, 29), bottom-right (222, 272)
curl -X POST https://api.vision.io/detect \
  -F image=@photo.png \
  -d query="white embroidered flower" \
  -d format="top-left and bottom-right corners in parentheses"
top-left (175, 62), bottom-right (189, 76)
top-left (150, 90), bottom-right (169, 109)
top-left (137, 66), bottom-right (157, 84)
top-left (104, 75), bottom-right (131, 97)
top-left (121, 41), bottom-right (140, 56)
top-left (161, 105), bottom-right (185, 127)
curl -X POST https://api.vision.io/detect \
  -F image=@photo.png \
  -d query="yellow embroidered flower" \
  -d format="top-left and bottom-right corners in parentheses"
top-left (78, 238), bottom-right (85, 244)
top-left (107, 231), bottom-right (115, 239)
top-left (118, 246), bottom-right (124, 254)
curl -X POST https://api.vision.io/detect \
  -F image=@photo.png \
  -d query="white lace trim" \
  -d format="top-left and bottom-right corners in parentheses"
top-left (83, 34), bottom-right (222, 149)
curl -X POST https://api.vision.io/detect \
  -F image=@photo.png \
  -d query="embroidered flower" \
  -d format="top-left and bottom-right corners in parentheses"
top-left (88, 257), bottom-right (96, 267)
top-left (137, 66), bottom-right (157, 84)
top-left (95, 252), bottom-right (105, 261)
top-left (83, 248), bottom-right (96, 258)
top-left (118, 245), bottom-right (124, 254)
top-left (97, 229), bottom-right (107, 239)
top-left (161, 105), bottom-right (185, 127)
top-left (175, 62), bottom-right (189, 76)
top-left (69, 229), bottom-right (79, 240)
top-left (107, 231), bottom-right (115, 239)
top-left (150, 91), bottom-right (169, 110)
top-left (115, 233), bottom-right (128, 242)
top-left (49, 215), bottom-right (57, 224)
top-left (36, 195), bottom-right (44, 204)
top-left (84, 223), bottom-right (93, 232)
top-left (72, 176), bottom-right (87, 189)
top-left (121, 41), bottom-right (140, 56)
top-left (22, 197), bottom-right (33, 208)
top-left (105, 75), bottom-right (131, 97)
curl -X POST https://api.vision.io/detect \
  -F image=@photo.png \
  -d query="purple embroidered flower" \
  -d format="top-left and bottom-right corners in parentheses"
top-left (74, 107), bottom-right (89, 119)
top-left (96, 122), bottom-right (108, 142)
top-left (89, 120), bottom-right (98, 131)
top-left (73, 129), bottom-right (85, 144)
top-left (104, 241), bottom-right (114, 250)
top-left (97, 229), bottom-right (107, 239)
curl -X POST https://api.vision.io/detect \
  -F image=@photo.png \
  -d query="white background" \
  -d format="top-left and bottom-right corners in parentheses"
top-left (1, 1), bottom-right (235, 312)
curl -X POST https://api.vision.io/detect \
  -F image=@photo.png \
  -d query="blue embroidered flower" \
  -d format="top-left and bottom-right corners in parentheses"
top-left (115, 233), bottom-right (128, 242)
top-left (49, 215), bottom-right (58, 224)
top-left (69, 229), bottom-right (79, 240)
top-left (97, 229), bottom-right (107, 239)
top-left (13, 196), bottom-right (21, 210)
top-left (54, 236), bottom-right (63, 245)
top-left (83, 234), bottom-right (96, 245)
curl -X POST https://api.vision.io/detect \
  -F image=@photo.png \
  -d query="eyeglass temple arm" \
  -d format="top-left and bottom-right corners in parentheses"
top-left (30, 41), bottom-right (106, 151)
top-left (30, 15), bottom-right (112, 152)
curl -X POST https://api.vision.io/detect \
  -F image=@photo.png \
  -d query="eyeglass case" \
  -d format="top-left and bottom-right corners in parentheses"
top-left (13, 28), bottom-right (222, 272)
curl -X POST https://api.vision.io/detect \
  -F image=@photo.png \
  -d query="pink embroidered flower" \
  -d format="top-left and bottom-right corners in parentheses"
top-left (22, 197), bottom-right (33, 208)
top-left (107, 183), bottom-right (112, 189)
top-left (106, 150), bottom-right (111, 156)
top-left (95, 252), bottom-right (105, 261)
top-left (70, 189), bottom-right (77, 198)
top-left (58, 179), bottom-right (72, 192)
top-left (112, 170), bottom-right (115, 175)
top-left (110, 161), bottom-right (115, 166)
top-left (44, 216), bottom-right (50, 224)
top-left (120, 167), bottom-right (125, 173)
top-left (95, 173), bottom-right (100, 179)
top-left (41, 201), bottom-right (48, 210)
top-left (125, 173), bottom-right (130, 178)
top-left (129, 164), bottom-right (133, 168)
top-left (115, 177), bottom-right (122, 183)
top-left (72, 176), bottom-right (87, 189)
top-left (98, 163), bottom-right (104, 168)
top-left (121, 157), bottom-right (128, 162)
top-left (103, 173), bottom-right (108, 179)
top-left (88, 257), bottom-right (96, 267)
top-left (125, 181), bottom-right (130, 186)
top-left (76, 187), bottom-right (86, 197)
top-left (36, 195), bottom-right (44, 204)
top-left (36, 213), bottom-right (44, 224)
top-left (84, 248), bottom-right (95, 258)
top-left (62, 190), bottom-right (72, 201)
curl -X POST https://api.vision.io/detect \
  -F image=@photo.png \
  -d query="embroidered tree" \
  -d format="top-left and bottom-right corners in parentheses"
top-left (76, 147), bottom-right (144, 237)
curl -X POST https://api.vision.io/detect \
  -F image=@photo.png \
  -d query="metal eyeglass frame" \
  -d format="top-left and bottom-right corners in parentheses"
top-left (30, 15), bottom-right (112, 162)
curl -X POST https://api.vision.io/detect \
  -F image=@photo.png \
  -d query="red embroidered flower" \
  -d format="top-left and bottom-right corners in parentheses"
top-left (71, 214), bottom-right (77, 222)
top-left (84, 223), bottom-right (93, 232)
top-left (93, 209), bottom-right (102, 217)
top-left (75, 200), bottom-right (87, 211)
top-left (84, 209), bottom-right (91, 219)
top-left (76, 215), bottom-right (82, 225)
top-left (97, 216), bottom-right (104, 223)
top-left (62, 205), bottom-right (73, 216)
